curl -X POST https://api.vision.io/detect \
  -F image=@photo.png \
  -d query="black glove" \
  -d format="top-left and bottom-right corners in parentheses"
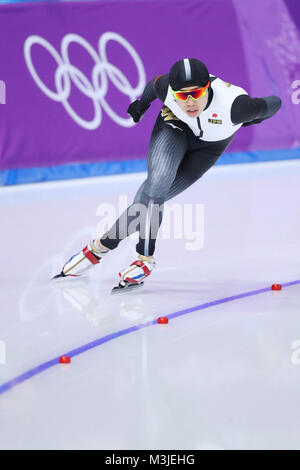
top-left (242, 118), bottom-right (263, 127)
top-left (127, 100), bottom-right (150, 123)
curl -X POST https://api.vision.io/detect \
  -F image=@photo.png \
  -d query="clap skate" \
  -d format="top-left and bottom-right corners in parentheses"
top-left (52, 240), bottom-right (108, 279)
top-left (111, 254), bottom-right (155, 294)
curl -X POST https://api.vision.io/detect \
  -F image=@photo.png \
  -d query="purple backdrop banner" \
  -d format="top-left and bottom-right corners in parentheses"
top-left (0, 0), bottom-right (300, 171)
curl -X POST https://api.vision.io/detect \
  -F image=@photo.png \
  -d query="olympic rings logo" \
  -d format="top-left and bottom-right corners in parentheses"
top-left (24, 32), bottom-right (146, 130)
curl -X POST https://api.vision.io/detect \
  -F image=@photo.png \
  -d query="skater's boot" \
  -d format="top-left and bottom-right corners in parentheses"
top-left (53, 240), bottom-right (109, 279)
top-left (112, 254), bottom-right (155, 293)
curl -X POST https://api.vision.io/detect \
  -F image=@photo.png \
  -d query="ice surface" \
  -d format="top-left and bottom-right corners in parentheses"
top-left (0, 160), bottom-right (299, 450)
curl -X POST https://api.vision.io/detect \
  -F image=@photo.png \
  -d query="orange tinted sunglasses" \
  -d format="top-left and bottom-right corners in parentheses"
top-left (171, 81), bottom-right (210, 101)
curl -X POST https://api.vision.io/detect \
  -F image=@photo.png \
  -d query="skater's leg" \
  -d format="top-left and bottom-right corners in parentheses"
top-left (97, 239), bottom-right (110, 251)
top-left (111, 147), bottom-right (225, 290)
top-left (54, 141), bottom-right (229, 279)
top-left (164, 149), bottom-right (221, 201)
top-left (100, 116), bottom-right (188, 255)
top-left (164, 135), bottom-right (235, 201)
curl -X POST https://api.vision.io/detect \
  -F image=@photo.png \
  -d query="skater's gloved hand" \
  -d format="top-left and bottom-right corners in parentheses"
top-left (127, 100), bottom-right (150, 123)
top-left (242, 118), bottom-right (263, 127)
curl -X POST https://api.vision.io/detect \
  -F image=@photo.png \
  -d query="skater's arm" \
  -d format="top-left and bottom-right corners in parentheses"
top-left (140, 74), bottom-right (169, 105)
top-left (139, 77), bottom-right (159, 107)
top-left (231, 94), bottom-right (282, 126)
top-left (128, 74), bottom-right (169, 123)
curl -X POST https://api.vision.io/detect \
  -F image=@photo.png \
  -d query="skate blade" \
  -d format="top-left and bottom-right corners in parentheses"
top-left (111, 281), bottom-right (144, 295)
top-left (52, 272), bottom-right (66, 280)
top-left (51, 272), bottom-right (82, 282)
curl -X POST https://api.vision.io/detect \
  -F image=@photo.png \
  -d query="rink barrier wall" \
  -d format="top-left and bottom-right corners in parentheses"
top-left (0, 147), bottom-right (299, 186)
top-left (0, 0), bottom-right (300, 178)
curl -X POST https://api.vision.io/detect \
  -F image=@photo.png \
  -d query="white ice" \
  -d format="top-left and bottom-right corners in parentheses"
top-left (0, 160), bottom-right (300, 450)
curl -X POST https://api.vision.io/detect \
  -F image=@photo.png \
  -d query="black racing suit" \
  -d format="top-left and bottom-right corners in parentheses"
top-left (100, 75), bottom-right (282, 256)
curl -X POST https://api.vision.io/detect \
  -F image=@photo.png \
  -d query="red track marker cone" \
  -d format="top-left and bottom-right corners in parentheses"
top-left (59, 356), bottom-right (71, 364)
top-left (271, 284), bottom-right (282, 291)
top-left (157, 317), bottom-right (169, 324)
